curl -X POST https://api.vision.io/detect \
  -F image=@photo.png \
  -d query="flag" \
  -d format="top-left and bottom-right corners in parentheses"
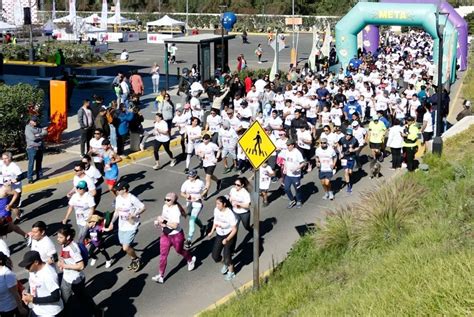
top-left (101, 0), bottom-right (108, 30)
top-left (321, 24), bottom-right (331, 58)
top-left (69, 0), bottom-right (76, 21)
top-left (114, 0), bottom-right (121, 24)
top-left (307, 26), bottom-right (319, 70)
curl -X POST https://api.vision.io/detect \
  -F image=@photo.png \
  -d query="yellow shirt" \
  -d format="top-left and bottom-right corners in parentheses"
top-left (368, 121), bottom-right (387, 144)
top-left (403, 124), bottom-right (419, 147)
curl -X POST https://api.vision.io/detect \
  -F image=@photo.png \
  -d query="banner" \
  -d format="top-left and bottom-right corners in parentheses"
top-left (101, 0), bottom-right (108, 30)
top-left (321, 24), bottom-right (331, 58)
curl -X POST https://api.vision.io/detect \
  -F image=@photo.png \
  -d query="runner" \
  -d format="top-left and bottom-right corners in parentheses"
top-left (367, 115), bottom-right (387, 160)
top-left (280, 139), bottom-right (306, 208)
top-left (338, 128), bottom-right (360, 193)
top-left (29, 221), bottom-right (58, 266)
top-left (0, 251), bottom-right (27, 317)
top-left (152, 192), bottom-right (196, 283)
top-left (228, 177), bottom-right (252, 233)
top-left (85, 214), bottom-right (112, 269)
top-left (106, 182), bottom-right (145, 272)
top-left (0, 182), bottom-right (27, 238)
top-left (205, 109), bottom-right (222, 144)
top-left (1, 152), bottom-right (23, 222)
top-left (152, 113), bottom-right (177, 170)
top-left (184, 117), bottom-right (202, 173)
top-left (88, 128), bottom-right (105, 173)
top-left (102, 139), bottom-right (122, 198)
top-left (180, 169), bottom-right (207, 249)
top-left (208, 196), bottom-right (238, 281)
top-left (67, 162), bottom-right (97, 198)
top-left (196, 134), bottom-right (222, 198)
top-left (259, 162), bottom-right (275, 207)
top-left (172, 106), bottom-right (191, 156)
top-left (315, 138), bottom-right (337, 200)
top-left (401, 116), bottom-right (419, 172)
top-left (218, 120), bottom-right (238, 174)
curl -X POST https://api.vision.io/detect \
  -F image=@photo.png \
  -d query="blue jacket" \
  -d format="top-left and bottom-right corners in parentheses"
top-left (117, 111), bottom-right (134, 136)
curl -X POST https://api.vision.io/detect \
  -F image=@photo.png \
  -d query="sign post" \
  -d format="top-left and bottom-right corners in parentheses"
top-left (238, 121), bottom-right (277, 290)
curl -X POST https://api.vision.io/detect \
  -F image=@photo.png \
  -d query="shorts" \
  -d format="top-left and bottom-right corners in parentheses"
top-left (203, 165), bottom-right (216, 175)
top-left (422, 132), bottom-right (433, 142)
top-left (319, 171), bottom-right (333, 180)
top-left (307, 117), bottom-right (317, 126)
top-left (10, 192), bottom-right (21, 208)
top-left (341, 159), bottom-right (355, 170)
top-left (221, 148), bottom-right (237, 160)
top-left (118, 229), bottom-right (137, 245)
top-left (259, 188), bottom-right (269, 193)
top-left (369, 142), bottom-right (382, 150)
top-left (106, 179), bottom-right (117, 187)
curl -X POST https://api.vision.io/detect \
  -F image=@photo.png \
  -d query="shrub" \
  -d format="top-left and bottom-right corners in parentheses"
top-left (0, 83), bottom-right (44, 152)
top-left (315, 207), bottom-right (354, 252)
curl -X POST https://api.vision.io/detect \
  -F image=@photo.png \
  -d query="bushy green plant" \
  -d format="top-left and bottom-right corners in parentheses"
top-left (0, 83), bottom-right (44, 151)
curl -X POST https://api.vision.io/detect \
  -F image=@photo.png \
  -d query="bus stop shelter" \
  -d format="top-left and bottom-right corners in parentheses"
top-left (164, 33), bottom-right (236, 89)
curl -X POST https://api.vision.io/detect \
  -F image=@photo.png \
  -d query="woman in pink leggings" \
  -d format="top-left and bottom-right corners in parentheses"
top-left (152, 192), bottom-right (196, 283)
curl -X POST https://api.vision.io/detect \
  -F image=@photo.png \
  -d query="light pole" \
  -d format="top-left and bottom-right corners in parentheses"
top-left (219, 3), bottom-right (227, 72)
top-left (432, 9), bottom-right (449, 155)
top-left (186, 0), bottom-right (189, 30)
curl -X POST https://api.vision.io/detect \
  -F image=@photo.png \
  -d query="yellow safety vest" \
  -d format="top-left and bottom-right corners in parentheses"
top-left (403, 124), bottom-right (419, 147)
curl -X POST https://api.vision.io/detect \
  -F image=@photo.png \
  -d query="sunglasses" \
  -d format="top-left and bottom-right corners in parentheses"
top-left (227, 112), bottom-right (233, 115)
top-left (320, 142), bottom-right (327, 144)
top-left (94, 132), bottom-right (101, 135)
top-left (76, 187), bottom-right (85, 190)
top-left (164, 198), bottom-right (172, 202)
top-left (323, 130), bottom-right (329, 132)
top-left (74, 169), bottom-right (82, 172)
top-left (234, 183), bottom-right (242, 187)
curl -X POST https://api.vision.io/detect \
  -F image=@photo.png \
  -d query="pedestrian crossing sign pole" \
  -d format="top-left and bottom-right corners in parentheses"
top-left (238, 121), bottom-right (277, 290)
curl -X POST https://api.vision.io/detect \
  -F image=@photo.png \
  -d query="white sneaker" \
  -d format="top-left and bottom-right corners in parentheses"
top-left (153, 163), bottom-right (160, 170)
top-left (329, 192), bottom-right (335, 201)
top-left (187, 256), bottom-right (196, 271)
top-left (151, 274), bottom-right (164, 283)
top-left (170, 159), bottom-right (177, 167)
top-left (322, 192), bottom-right (329, 200)
top-left (139, 144), bottom-right (145, 151)
top-left (89, 259), bottom-right (97, 267)
top-left (105, 260), bottom-right (112, 268)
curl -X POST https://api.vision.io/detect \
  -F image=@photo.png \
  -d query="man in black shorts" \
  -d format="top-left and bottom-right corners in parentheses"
top-left (196, 134), bottom-right (222, 198)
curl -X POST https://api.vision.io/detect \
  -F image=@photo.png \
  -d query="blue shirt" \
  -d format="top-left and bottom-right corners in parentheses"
top-left (344, 102), bottom-right (362, 117)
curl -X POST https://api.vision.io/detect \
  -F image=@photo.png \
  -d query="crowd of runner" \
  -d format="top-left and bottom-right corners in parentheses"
top-left (0, 29), bottom-right (467, 316)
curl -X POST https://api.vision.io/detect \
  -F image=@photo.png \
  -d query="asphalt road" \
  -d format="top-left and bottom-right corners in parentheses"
top-left (4, 140), bottom-right (396, 316)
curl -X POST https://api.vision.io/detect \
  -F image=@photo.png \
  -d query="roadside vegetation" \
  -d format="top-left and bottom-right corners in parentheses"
top-left (202, 127), bottom-right (474, 316)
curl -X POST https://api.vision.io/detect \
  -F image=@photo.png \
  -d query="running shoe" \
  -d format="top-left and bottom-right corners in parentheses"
top-left (139, 144), bottom-right (145, 151)
top-left (89, 259), bottom-right (97, 267)
top-left (322, 192), bottom-right (329, 200)
top-left (287, 200), bottom-right (297, 209)
top-left (296, 201), bottom-right (302, 209)
top-left (223, 167), bottom-right (231, 174)
top-left (105, 260), bottom-right (112, 269)
top-left (170, 159), bottom-right (177, 167)
top-left (346, 184), bottom-right (352, 193)
top-left (184, 168), bottom-right (189, 174)
top-left (132, 258), bottom-right (142, 272)
top-left (153, 163), bottom-right (160, 170)
top-left (200, 224), bottom-right (208, 237)
top-left (221, 265), bottom-right (229, 274)
top-left (216, 179), bottom-right (222, 191)
top-left (224, 271), bottom-right (236, 281)
top-left (184, 239), bottom-right (192, 250)
top-left (329, 192), bottom-right (335, 200)
top-left (127, 261), bottom-right (134, 270)
top-left (187, 256), bottom-right (196, 271)
top-left (151, 274), bottom-right (164, 283)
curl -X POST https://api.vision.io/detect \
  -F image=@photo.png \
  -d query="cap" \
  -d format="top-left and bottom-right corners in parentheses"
top-left (187, 169), bottom-right (198, 177)
top-left (175, 103), bottom-right (183, 111)
top-left (100, 105), bottom-right (107, 111)
top-left (76, 180), bottom-right (87, 190)
top-left (222, 120), bottom-right (230, 129)
top-left (114, 181), bottom-right (130, 191)
top-left (465, 100), bottom-right (471, 107)
top-left (372, 115), bottom-right (379, 121)
top-left (18, 250), bottom-right (42, 268)
top-left (30, 115), bottom-right (39, 122)
top-left (286, 139), bottom-right (296, 145)
top-left (348, 96), bottom-right (355, 102)
top-left (346, 128), bottom-right (353, 135)
top-left (351, 121), bottom-right (359, 127)
top-left (87, 214), bottom-right (102, 223)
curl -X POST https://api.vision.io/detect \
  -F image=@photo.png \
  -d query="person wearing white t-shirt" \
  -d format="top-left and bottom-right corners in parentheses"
top-left (18, 251), bottom-right (63, 317)
top-left (315, 138), bottom-right (337, 200)
top-left (180, 170), bottom-right (207, 249)
top-left (296, 126), bottom-right (313, 171)
top-left (63, 180), bottom-right (96, 242)
top-left (0, 252), bottom-right (27, 316)
top-left (1, 152), bottom-right (23, 222)
top-left (228, 177), bottom-right (252, 233)
top-left (152, 113), bottom-right (177, 170)
top-left (208, 196), bottom-right (238, 281)
top-left (184, 117), bottom-right (202, 173)
top-left (196, 134), bottom-right (221, 197)
top-left (280, 140), bottom-right (306, 209)
top-left (107, 182), bottom-right (146, 272)
top-left (421, 103), bottom-right (434, 145)
top-left (259, 162), bottom-right (275, 207)
top-left (152, 192), bottom-right (196, 284)
top-left (218, 121), bottom-right (238, 173)
top-left (56, 227), bottom-right (99, 316)
top-left (205, 110), bottom-right (222, 144)
top-left (88, 129), bottom-right (105, 172)
top-left (190, 95), bottom-right (203, 121)
top-left (67, 162), bottom-right (96, 198)
top-left (30, 221), bottom-right (57, 265)
top-left (172, 107), bottom-right (191, 155)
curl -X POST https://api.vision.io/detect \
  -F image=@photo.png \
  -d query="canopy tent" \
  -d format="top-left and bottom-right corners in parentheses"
top-left (146, 15), bottom-right (185, 27)
top-left (106, 15), bottom-right (136, 25)
top-left (83, 23), bottom-right (107, 33)
top-left (43, 20), bottom-right (55, 33)
top-left (53, 14), bottom-right (77, 23)
top-left (84, 13), bottom-right (103, 24)
top-left (0, 21), bottom-right (18, 31)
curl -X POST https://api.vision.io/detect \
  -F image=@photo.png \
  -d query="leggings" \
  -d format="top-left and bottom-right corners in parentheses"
top-left (187, 202), bottom-right (204, 240)
top-left (212, 233), bottom-right (236, 266)
top-left (391, 147), bottom-right (402, 169)
top-left (234, 211), bottom-right (252, 232)
top-left (153, 140), bottom-right (174, 161)
top-left (88, 243), bottom-right (111, 261)
top-left (159, 231), bottom-right (191, 275)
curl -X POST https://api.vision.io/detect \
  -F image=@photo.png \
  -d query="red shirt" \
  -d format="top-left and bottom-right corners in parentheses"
top-left (244, 77), bottom-right (253, 93)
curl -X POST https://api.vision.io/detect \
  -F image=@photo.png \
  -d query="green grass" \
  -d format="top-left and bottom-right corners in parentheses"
top-left (202, 125), bottom-right (474, 317)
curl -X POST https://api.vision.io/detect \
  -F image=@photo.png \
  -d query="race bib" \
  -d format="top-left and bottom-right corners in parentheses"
top-left (341, 159), bottom-right (348, 167)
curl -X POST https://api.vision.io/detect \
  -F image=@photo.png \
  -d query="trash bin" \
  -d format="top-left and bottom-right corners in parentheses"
top-left (129, 132), bottom-right (141, 153)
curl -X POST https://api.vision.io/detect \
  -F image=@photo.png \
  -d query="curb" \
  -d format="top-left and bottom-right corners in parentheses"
top-left (22, 136), bottom-right (183, 194)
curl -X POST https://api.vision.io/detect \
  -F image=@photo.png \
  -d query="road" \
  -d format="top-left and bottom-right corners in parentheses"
top-left (4, 138), bottom-right (396, 316)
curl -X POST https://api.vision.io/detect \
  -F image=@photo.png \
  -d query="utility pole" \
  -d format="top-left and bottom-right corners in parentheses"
top-left (219, 2), bottom-right (227, 73)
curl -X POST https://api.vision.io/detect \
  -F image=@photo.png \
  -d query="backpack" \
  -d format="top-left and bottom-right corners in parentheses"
top-left (78, 242), bottom-right (89, 267)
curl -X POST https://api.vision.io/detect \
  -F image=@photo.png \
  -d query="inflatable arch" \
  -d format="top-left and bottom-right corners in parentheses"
top-left (362, 0), bottom-right (468, 71)
top-left (335, 2), bottom-right (457, 84)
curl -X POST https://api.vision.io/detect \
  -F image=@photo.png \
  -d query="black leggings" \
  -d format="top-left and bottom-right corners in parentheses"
top-left (234, 211), bottom-right (252, 232)
top-left (212, 233), bottom-right (236, 266)
top-left (88, 243), bottom-right (111, 261)
top-left (154, 140), bottom-right (174, 161)
top-left (391, 147), bottom-right (402, 169)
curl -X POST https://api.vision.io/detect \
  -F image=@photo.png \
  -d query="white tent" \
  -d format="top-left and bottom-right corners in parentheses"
top-left (0, 21), bottom-right (18, 31)
top-left (84, 13), bottom-right (103, 24)
top-left (146, 15), bottom-right (185, 27)
top-left (106, 15), bottom-right (136, 25)
top-left (83, 23), bottom-right (107, 33)
top-left (53, 14), bottom-right (76, 23)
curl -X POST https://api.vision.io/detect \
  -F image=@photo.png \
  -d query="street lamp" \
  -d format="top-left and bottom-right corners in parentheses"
top-left (219, 3), bottom-right (227, 73)
top-left (432, 9), bottom-right (449, 156)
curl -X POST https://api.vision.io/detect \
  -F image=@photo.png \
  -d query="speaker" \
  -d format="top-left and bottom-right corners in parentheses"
top-left (24, 7), bottom-right (31, 25)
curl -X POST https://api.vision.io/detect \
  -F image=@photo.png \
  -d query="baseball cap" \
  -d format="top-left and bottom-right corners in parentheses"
top-left (18, 250), bottom-right (42, 268)
top-left (351, 121), bottom-right (359, 127)
top-left (187, 169), bottom-right (198, 177)
top-left (372, 115), bottom-right (379, 121)
top-left (76, 180), bottom-right (88, 190)
top-left (114, 181), bottom-right (130, 191)
top-left (348, 96), bottom-right (355, 102)
top-left (346, 128), bottom-right (353, 135)
top-left (222, 120), bottom-right (230, 129)
top-left (286, 138), bottom-right (296, 145)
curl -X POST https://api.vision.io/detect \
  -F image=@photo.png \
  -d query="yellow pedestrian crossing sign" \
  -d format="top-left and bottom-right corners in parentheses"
top-left (238, 121), bottom-right (277, 170)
